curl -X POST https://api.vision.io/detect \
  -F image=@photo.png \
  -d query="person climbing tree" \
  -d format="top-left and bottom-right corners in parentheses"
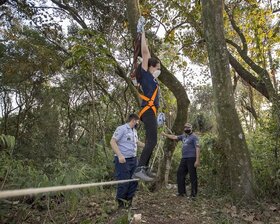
top-left (132, 17), bottom-right (162, 181)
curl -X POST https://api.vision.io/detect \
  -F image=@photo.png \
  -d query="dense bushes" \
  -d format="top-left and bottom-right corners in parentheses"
top-left (197, 121), bottom-right (280, 198)
top-left (0, 141), bottom-right (114, 194)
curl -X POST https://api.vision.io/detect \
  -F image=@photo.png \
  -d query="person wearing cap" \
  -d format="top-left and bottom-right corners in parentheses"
top-left (110, 114), bottom-right (145, 208)
top-left (162, 123), bottom-right (200, 198)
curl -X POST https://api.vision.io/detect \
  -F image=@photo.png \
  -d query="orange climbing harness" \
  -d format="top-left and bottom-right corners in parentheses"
top-left (138, 85), bottom-right (159, 118)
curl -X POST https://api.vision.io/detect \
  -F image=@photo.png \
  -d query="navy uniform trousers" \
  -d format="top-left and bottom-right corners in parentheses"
top-left (114, 156), bottom-right (138, 200)
top-left (177, 157), bottom-right (197, 197)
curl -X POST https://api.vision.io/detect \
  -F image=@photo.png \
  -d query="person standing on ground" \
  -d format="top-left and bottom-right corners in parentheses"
top-left (110, 114), bottom-right (145, 208)
top-left (162, 123), bottom-right (200, 198)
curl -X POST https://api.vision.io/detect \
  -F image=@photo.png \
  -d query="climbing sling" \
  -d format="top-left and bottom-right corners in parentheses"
top-left (130, 32), bottom-right (142, 86)
top-left (131, 15), bottom-right (145, 86)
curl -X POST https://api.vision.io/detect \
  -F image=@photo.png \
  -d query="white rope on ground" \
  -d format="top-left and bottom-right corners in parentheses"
top-left (0, 179), bottom-right (139, 199)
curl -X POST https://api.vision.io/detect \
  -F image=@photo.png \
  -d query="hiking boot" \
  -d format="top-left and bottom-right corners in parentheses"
top-left (132, 167), bottom-right (154, 181)
top-left (145, 167), bottom-right (156, 178)
top-left (117, 199), bottom-right (132, 209)
top-left (127, 198), bottom-right (132, 207)
top-left (117, 199), bottom-right (125, 209)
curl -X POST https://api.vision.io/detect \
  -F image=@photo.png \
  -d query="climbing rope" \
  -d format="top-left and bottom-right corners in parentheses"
top-left (0, 179), bottom-right (139, 199)
top-left (150, 123), bottom-right (173, 170)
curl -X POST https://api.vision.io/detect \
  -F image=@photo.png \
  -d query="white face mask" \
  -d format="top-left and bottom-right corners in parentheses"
top-left (153, 70), bottom-right (161, 79)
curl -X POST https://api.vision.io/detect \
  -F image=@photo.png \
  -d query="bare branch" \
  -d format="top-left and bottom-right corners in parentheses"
top-left (225, 6), bottom-right (248, 53)
top-left (272, 8), bottom-right (280, 13)
top-left (50, 0), bottom-right (88, 29)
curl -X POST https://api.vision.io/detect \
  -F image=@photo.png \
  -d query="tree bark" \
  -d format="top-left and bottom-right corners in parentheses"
top-left (201, 0), bottom-right (254, 200)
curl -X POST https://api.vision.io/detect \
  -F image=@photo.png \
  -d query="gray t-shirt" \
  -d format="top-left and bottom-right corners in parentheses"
top-left (177, 133), bottom-right (199, 158)
top-left (112, 123), bottom-right (138, 158)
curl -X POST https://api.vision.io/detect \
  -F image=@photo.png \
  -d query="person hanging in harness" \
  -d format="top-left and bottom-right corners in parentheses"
top-left (132, 17), bottom-right (162, 181)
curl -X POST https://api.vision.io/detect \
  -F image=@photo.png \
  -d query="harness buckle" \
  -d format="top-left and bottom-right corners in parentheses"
top-left (148, 100), bottom-right (154, 107)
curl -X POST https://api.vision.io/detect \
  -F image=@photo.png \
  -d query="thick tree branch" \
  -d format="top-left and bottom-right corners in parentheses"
top-left (125, 0), bottom-right (140, 40)
top-left (228, 52), bottom-right (269, 100)
top-left (225, 7), bottom-right (276, 99)
top-left (51, 0), bottom-right (88, 29)
top-left (226, 38), bottom-right (272, 86)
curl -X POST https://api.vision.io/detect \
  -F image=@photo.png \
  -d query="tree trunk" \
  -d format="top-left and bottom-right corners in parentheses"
top-left (201, 0), bottom-right (254, 200)
top-left (125, 0), bottom-right (190, 189)
top-left (90, 71), bottom-right (96, 158)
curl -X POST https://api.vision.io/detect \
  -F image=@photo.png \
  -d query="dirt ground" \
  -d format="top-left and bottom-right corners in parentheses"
top-left (105, 185), bottom-right (280, 224)
top-left (1, 185), bottom-right (279, 224)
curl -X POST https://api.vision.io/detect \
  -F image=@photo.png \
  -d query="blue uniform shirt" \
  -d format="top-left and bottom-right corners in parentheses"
top-left (177, 133), bottom-right (199, 158)
top-left (112, 123), bottom-right (138, 158)
top-left (138, 67), bottom-right (159, 108)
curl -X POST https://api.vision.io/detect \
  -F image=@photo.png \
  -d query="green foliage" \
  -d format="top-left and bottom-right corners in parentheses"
top-left (190, 113), bottom-right (213, 133)
top-left (64, 29), bottom-right (114, 72)
top-left (112, 207), bottom-right (132, 224)
top-left (198, 133), bottom-right (229, 194)
top-left (0, 134), bottom-right (15, 151)
top-left (189, 85), bottom-right (215, 133)
top-left (0, 1), bottom-right (278, 218)
top-left (0, 153), bottom-right (49, 189)
top-left (0, 138), bottom-right (114, 193)
top-left (247, 117), bottom-right (280, 198)
top-left (196, 113), bottom-right (280, 198)
top-left (115, 213), bottom-right (129, 224)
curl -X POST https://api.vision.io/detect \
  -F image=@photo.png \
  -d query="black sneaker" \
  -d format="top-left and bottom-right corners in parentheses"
top-left (132, 167), bottom-right (154, 181)
top-left (117, 199), bottom-right (132, 209)
top-left (117, 199), bottom-right (125, 209)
